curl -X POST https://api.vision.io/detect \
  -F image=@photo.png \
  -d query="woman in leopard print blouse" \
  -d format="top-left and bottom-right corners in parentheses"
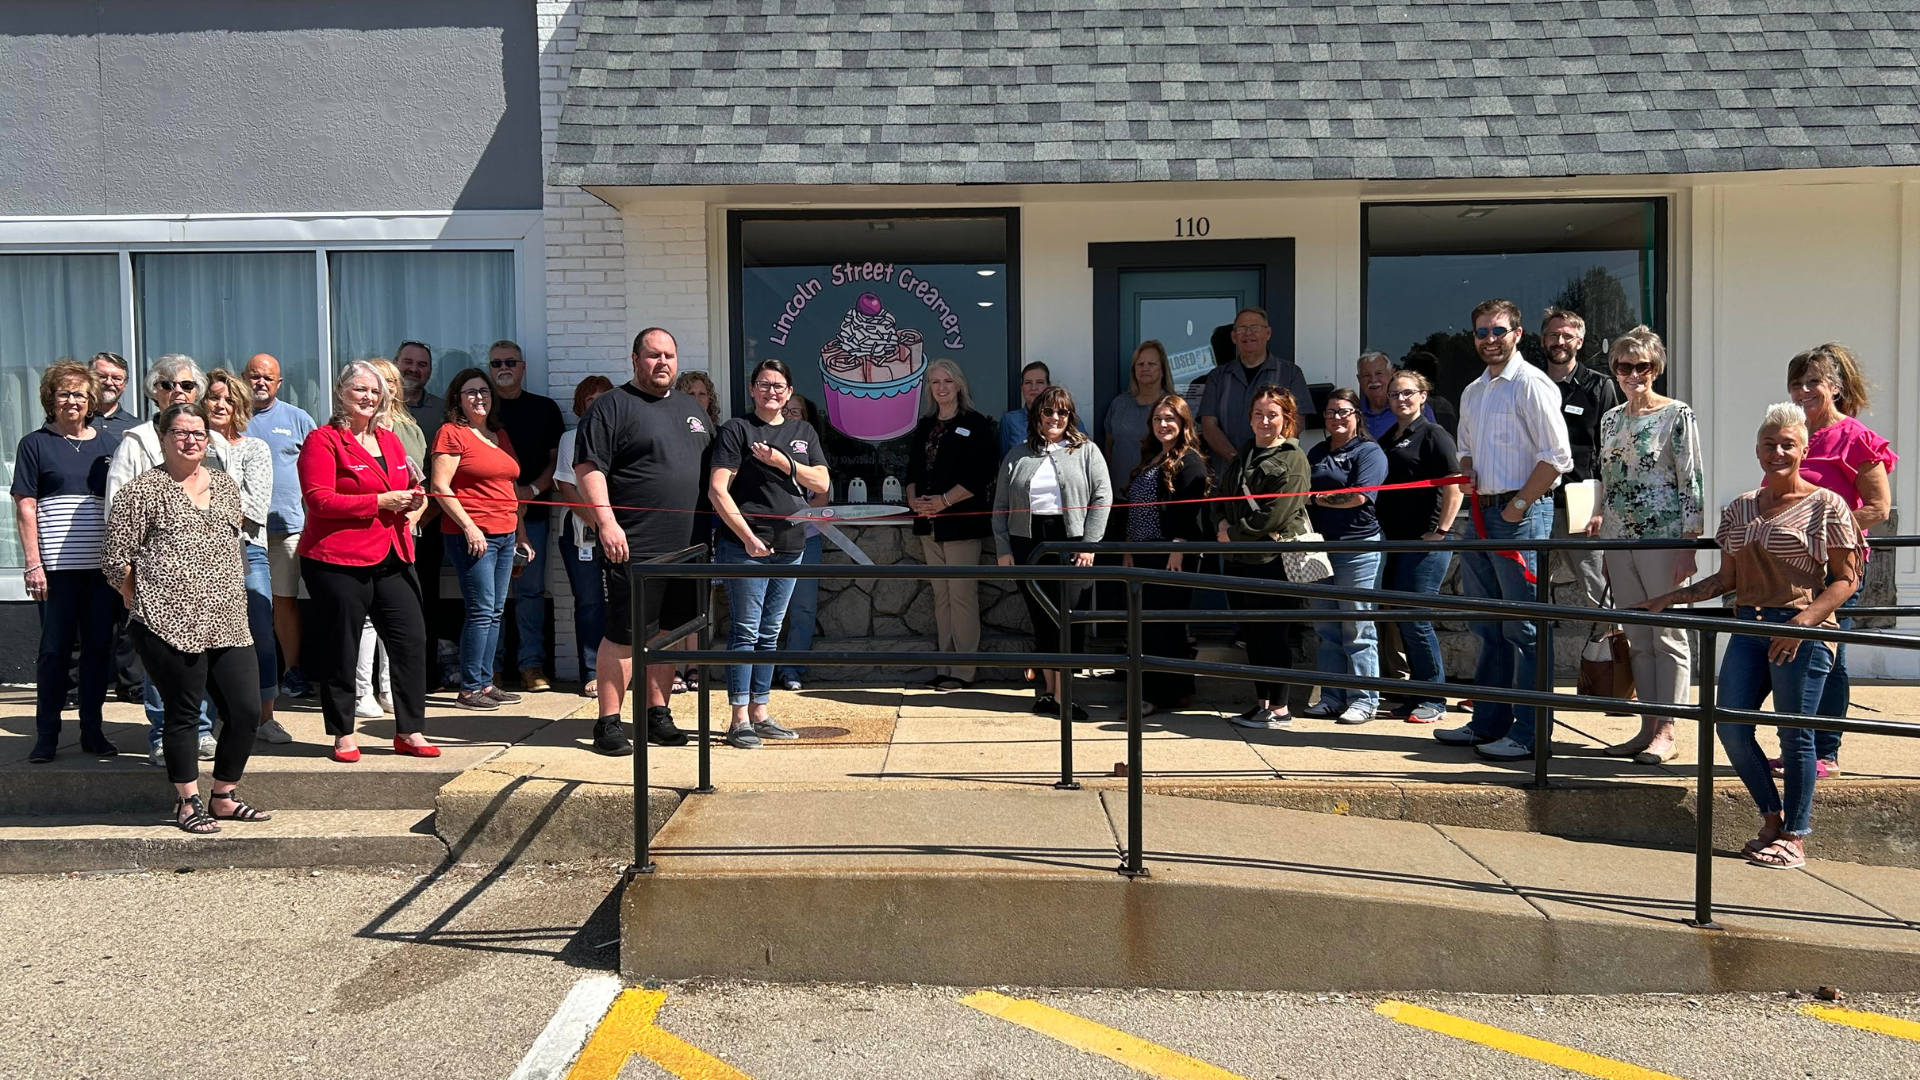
top-left (101, 402), bottom-right (270, 835)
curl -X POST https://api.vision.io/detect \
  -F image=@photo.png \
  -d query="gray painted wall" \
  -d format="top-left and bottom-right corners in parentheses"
top-left (4, 0), bottom-right (540, 216)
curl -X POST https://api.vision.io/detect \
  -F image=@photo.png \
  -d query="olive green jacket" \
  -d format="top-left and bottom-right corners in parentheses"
top-left (1211, 438), bottom-right (1311, 564)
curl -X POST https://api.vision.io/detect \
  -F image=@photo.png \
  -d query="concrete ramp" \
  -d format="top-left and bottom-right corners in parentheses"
top-left (623, 789), bottom-right (1920, 993)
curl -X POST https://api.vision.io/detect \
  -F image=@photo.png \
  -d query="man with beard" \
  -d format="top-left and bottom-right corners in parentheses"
top-left (1433, 299), bottom-right (1571, 762)
top-left (1539, 309), bottom-right (1621, 626)
top-left (88, 353), bottom-right (140, 438)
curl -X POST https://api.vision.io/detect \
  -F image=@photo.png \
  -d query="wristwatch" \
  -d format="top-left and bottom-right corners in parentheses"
top-left (1508, 496), bottom-right (1531, 513)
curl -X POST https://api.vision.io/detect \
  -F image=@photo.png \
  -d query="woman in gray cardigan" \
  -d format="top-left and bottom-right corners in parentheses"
top-left (994, 386), bottom-right (1112, 720)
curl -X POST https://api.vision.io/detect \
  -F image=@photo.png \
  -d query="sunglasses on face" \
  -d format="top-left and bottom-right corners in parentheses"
top-left (1038, 407), bottom-right (1071, 419)
top-left (1613, 362), bottom-right (1656, 377)
top-left (1473, 326), bottom-right (1517, 340)
top-left (489, 358), bottom-right (521, 369)
top-left (157, 379), bottom-right (197, 392)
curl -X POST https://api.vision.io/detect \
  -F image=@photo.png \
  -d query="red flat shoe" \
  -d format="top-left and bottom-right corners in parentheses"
top-left (392, 737), bottom-right (441, 758)
top-left (330, 744), bottom-right (361, 763)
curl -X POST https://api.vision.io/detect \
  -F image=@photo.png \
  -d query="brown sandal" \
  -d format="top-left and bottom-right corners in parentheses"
top-left (1745, 837), bottom-right (1805, 870)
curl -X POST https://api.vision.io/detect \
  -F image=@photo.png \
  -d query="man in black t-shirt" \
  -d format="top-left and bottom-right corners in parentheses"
top-left (488, 339), bottom-right (568, 692)
top-left (573, 328), bottom-right (713, 754)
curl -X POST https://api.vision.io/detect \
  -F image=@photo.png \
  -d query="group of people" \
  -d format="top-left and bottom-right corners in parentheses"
top-left (15, 301), bottom-right (1893, 863)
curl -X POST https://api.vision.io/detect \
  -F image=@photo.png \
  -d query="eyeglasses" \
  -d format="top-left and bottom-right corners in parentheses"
top-left (1324, 408), bottom-right (1358, 420)
top-left (167, 429), bottom-right (209, 443)
top-left (1613, 362), bottom-right (1656, 377)
top-left (460, 387), bottom-right (492, 399)
top-left (1038, 407), bottom-right (1071, 419)
top-left (1473, 326), bottom-right (1517, 340)
top-left (1231, 325), bottom-right (1269, 335)
top-left (1387, 389), bottom-right (1422, 400)
top-left (53, 390), bottom-right (90, 402)
top-left (489, 358), bottom-right (521, 369)
top-left (752, 382), bottom-right (791, 393)
top-left (157, 379), bottom-right (197, 392)
top-left (94, 373), bottom-right (126, 385)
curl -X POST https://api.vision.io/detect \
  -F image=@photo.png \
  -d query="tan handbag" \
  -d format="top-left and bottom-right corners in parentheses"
top-left (1577, 630), bottom-right (1637, 706)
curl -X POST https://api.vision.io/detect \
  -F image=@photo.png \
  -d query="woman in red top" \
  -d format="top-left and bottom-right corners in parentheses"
top-left (431, 366), bottom-right (535, 711)
top-left (297, 361), bottom-right (434, 762)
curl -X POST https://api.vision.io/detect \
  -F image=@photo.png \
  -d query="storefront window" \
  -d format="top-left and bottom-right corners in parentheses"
top-left (136, 252), bottom-right (323, 412)
top-left (1363, 200), bottom-right (1665, 411)
top-left (330, 250), bottom-right (516, 400)
top-left (732, 211), bottom-right (1017, 503)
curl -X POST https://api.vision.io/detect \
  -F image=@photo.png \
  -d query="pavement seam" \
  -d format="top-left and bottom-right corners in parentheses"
top-left (1801, 866), bottom-right (1920, 932)
top-left (1095, 790), bottom-right (1125, 856)
top-left (1428, 822), bottom-right (1553, 920)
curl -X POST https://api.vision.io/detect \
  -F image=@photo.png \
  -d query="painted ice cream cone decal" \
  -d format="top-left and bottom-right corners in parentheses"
top-left (821, 291), bottom-right (926, 442)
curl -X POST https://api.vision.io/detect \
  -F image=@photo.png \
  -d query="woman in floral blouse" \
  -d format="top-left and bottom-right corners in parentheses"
top-left (1587, 327), bottom-right (1704, 764)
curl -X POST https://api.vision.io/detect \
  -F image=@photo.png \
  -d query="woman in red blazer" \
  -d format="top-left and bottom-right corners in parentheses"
top-left (297, 360), bottom-right (435, 762)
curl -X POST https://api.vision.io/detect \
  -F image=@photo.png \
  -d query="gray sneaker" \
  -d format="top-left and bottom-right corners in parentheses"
top-left (752, 718), bottom-right (800, 741)
top-left (256, 717), bottom-right (294, 744)
top-left (197, 734), bottom-right (218, 760)
top-left (726, 725), bottom-right (763, 750)
top-left (1228, 707), bottom-right (1292, 730)
top-left (147, 745), bottom-right (166, 768)
top-left (1336, 704), bottom-right (1376, 726)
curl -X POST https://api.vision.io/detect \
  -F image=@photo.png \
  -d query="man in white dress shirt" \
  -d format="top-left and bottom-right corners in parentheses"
top-left (1434, 299), bottom-right (1573, 761)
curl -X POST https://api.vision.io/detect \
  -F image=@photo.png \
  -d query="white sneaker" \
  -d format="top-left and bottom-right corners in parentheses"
top-left (1475, 736), bottom-right (1534, 761)
top-left (355, 696), bottom-right (385, 718)
top-left (256, 717), bottom-right (294, 744)
top-left (197, 734), bottom-right (218, 760)
top-left (1336, 704), bottom-right (1375, 726)
top-left (1433, 723), bottom-right (1489, 746)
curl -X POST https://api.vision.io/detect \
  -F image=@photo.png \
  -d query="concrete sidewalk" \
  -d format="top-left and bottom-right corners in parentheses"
top-left (623, 788), bottom-right (1920, 993)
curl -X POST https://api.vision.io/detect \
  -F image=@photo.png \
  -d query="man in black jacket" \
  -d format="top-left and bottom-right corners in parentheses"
top-left (1541, 308), bottom-right (1621, 632)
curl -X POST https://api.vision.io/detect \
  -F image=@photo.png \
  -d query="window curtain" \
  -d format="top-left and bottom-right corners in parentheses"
top-left (135, 252), bottom-right (322, 414)
top-left (329, 250), bottom-right (515, 401)
top-left (0, 254), bottom-right (123, 567)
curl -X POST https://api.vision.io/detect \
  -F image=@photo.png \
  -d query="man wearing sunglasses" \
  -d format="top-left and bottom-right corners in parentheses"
top-left (1539, 308), bottom-right (1622, 630)
top-left (1437, 299), bottom-right (1572, 762)
top-left (486, 339), bottom-right (566, 693)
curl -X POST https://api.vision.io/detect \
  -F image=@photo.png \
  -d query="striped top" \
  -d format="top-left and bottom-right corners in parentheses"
top-left (9, 425), bottom-right (119, 571)
top-left (1717, 485), bottom-right (1860, 623)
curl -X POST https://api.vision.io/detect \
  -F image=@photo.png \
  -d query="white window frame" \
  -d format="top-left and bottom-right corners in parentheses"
top-left (0, 210), bottom-right (545, 597)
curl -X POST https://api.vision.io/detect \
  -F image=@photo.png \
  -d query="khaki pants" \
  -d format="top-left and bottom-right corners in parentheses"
top-left (921, 536), bottom-right (983, 681)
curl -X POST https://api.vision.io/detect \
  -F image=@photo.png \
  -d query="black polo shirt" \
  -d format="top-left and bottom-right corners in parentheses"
top-left (1552, 362), bottom-right (1622, 483)
top-left (1375, 418), bottom-right (1460, 540)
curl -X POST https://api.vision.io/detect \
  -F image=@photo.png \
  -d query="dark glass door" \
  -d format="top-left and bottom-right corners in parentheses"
top-left (1118, 268), bottom-right (1264, 403)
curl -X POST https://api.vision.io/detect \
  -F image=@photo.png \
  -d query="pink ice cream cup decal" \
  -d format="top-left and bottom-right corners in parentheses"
top-left (820, 292), bottom-right (926, 442)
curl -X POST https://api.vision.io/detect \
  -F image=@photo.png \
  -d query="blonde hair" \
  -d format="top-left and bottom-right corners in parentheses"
top-left (364, 357), bottom-right (410, 431)
top-left (1608, 326), bottom-right (1667, 377)
top-left (1759, 401), bottom-right (1807, 434)
top-left (203, 368), bottom-right (255, 436)
top-left (1127, 341), bottom-right (1175, 398)
top-left (1388, 369), bottom-right (1431, 395)
top-left (920, 358), bottom-right (974, 416)
top-left (329, 360), bottom-right (393, 430)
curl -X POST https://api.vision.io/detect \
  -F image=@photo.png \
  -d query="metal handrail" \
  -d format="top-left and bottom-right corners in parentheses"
top-left (626, 537), bottom-right (1920, 929)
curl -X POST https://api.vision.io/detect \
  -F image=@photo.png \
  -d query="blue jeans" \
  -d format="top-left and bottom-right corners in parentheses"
top-left (34, 568), bottom-right (119, 738)
top-left (716, 536), bottom-right (802, 706)
top-left (1813, 588), bottom-right (1858, 762)
top-left (507, 513), bottom-right (550, 671)
top-left (1387, 549), bottom-right (1453, 708)
top-left (145, 674), bottom-right (212, 749)
top-left (448, 531), bottom-right (516, 693)
top-left (776, 532), bottom-right (824, 683)
top-left (244, 543), bottom-right (279, 701)
top-left (562, 533), bottom-right (606, 682)
top-left (1716, 607), bottom-right (1835, 836)
top-left (1309, 546), bottom-right (1383, 713)
top-left (1459, 496), bottom-right (1553, 748)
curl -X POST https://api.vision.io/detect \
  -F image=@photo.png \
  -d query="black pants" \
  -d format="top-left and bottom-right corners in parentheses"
top-left (414, 522), bottom-right (448, 674)
top-left (129, 621), bottom-right (259, 785)
top-left (1227, 556), bottom-right (1297, 703)
top-left (302, 553), bottom-right (427, 737)
top-left (1134, 553), bottom-right (1196, 707)
top-left (35, 569), bottom-right (119, 739)
top-left (1009, 516), bottom-right (1088, 659)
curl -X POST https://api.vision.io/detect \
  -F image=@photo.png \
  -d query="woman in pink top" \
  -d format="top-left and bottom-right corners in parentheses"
top-left (1783, 343), bottom-right (1897, 774)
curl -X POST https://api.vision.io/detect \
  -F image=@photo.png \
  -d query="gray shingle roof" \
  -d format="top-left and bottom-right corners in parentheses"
top-left (551, 0), bottom-right (1920, 188)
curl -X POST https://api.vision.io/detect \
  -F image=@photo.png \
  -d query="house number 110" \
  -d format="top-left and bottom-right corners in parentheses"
top-left (1175, 216), bottom-right (1210, 237)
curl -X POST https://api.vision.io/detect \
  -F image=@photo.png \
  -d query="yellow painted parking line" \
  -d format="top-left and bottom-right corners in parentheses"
top-left (1374, 1000), bottom-right (1684, 1080)
top-left (1802, 1003), bottom-right (1920, 1042)
top-left (564, 989), bottom-right (757, 1080)
top-left (961, 989), bottom-right (1249, 1080)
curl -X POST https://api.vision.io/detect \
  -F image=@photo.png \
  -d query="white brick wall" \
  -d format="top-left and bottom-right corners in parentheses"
top-left (536, 5), bottom-right (715, 682)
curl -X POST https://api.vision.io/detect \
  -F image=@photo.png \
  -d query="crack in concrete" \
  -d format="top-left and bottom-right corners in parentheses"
top-left (1430, 822), bottom-right (1554, 921)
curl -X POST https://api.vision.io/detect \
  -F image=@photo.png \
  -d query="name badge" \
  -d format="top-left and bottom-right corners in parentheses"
top-left (1564, 404), bottom-right (1585, 416)
top-left (955, 427), bottom-right (971, 436)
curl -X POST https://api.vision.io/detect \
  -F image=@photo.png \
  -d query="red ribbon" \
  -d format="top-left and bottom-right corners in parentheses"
top-left (1465, 486), bottom-right (1539, 585)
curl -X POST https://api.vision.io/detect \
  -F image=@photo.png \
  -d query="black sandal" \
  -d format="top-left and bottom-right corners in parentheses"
top-left (175, 794), bottom-right (219, 834)
top-left (208, 789), bottom-right (272, 822)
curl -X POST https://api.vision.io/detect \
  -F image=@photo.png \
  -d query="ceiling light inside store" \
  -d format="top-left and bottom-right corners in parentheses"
top-left (977, 301), bottom-right (993, 307)
top-left (976, 269), bottom-right (996, 276)
top-left (1457, 206), bottom-right (1495, 219)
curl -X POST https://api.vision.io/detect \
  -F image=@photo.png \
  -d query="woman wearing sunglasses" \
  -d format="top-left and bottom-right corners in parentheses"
top-left (1587, 327), bottom-right (1704, 764)
top-left (994, 386), bottom-right (1112, 721)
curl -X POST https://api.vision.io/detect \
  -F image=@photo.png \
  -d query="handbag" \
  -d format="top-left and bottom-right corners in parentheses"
top-left (1278, 530), bottom-right (1335, 583)
top-left (1576, 630), bottom-right (1637, 705)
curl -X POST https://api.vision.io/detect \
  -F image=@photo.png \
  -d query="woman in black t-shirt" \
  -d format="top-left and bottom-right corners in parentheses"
top-left (905, 359), bottom-right (997, 690)
top-left (1375, 370), bottom-right (1462, 723)
top-left (709, 359), bottom-right (830, 749)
